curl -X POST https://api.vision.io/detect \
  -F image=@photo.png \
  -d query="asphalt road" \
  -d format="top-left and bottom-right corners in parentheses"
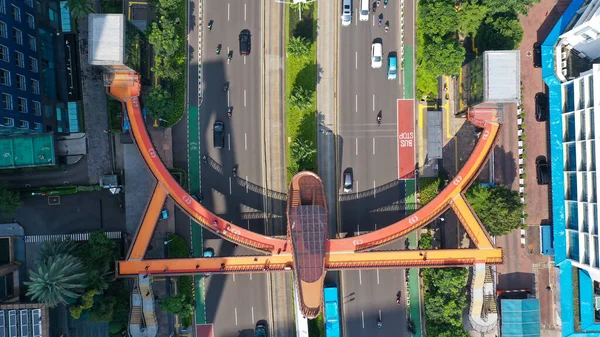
top-left (203, 238), bottom-right (270, 337)
top-left (340, 241), bottom-right (408, 337)
top-left (337, 0), bottom-right (406, 234)
top-left (200, 1), bottom-right (271, 335)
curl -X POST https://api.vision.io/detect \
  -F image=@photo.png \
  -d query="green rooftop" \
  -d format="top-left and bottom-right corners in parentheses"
top-left (0, 134), bottom-right (56, 169)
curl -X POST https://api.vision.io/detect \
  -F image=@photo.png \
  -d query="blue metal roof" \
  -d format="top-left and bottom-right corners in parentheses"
top-left (501, 299), bottom-right (541, 337)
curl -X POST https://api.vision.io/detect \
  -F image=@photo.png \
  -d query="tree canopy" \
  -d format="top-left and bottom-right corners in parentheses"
top-left (481, 0), bottom-right (541, 15)
top-left (466, 183), bottom-right (524, 236)
top-left (456, 2), bottom-right (489, 37)
top-left (422, 267), bottom-right (469, 334)
top-left (0, 184), bottom-right (22, 217)
top-left (145, 86), bottom-right (177, 120)
top-left (67, 0), bottom-right (95, 19)
top-left (419, 1), bottom-right (458, 37)
top-left (477, 12), bottom-right (524, 51)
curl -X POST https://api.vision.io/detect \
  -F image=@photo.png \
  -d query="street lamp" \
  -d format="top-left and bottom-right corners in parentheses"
top-left (163, 239), bottom-right (173, 245)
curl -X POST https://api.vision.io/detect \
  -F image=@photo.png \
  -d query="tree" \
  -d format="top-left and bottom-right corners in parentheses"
top-left (67, 0), bottom-right (95, 19)
top-left (86, 262), bottom-right (113, 292)
top-left (78, 232), bottom-right (118, 269)
top-left (456, 2), bottom-right (489, 37)
top-left (69, 289), bottom-right (100, 319)
top-left (424, 38), bottom-right (465, 76)
top-left (25, 254), bottom-right (88, 307)
top-left (419, 0), bottom-right (458, 37)
top-left (419, 177), bottom-right (441, 205)
top-left (477, 12), bottom-right (523, 51)
top-left (148, 18), bottom-right (183, 80)
top-left (145, 86), bottom-right (176, 119)
top-left (0, 184), bottom-right (22, 217)
top-left (288, 36), bottom-right (310, 58)
top-left (416, 61), bottom-right (439, 99)
top-left (90, 298), bottom-right (114, 322)
top-left (466, 184), bottom-right (524, 236)
top-left (289, 85), bottom-right (314, 109)
top-left (291, 138), bottom-right (316, 167)
top-left (159, 295), bottom-right (195, 319)
top-left (481, 0), bottom-right (540, 15)
top-left (35, 240), bottom-right (77, 265)
top-left (419, 231), bottom-right (433, 249)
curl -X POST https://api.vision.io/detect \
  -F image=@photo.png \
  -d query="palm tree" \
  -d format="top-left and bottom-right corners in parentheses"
top-left (66, 0), bottom-right (95, 20)
top-left (86, 261), bottom-right (113, 292)
top-left (25, 254), bottom-right (88, 307)
top-left (35, 240), bottom-right (77, 264)
top-left (287, 36), bottom-right (309, 57)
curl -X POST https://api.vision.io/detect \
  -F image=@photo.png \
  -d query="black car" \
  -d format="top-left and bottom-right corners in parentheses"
top-left (239, 29), bottom-right (251, 55)
top-left (213, 121), bottom-right (225, 149)
top-left (536, 156), bottom-right (550, 185)
top-left (535, 92), bottom-right (548, 122)
top-left (533, 43), bottom-right (542, 68)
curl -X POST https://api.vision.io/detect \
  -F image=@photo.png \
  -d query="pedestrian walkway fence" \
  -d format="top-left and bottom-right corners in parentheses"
top-left (24, 231), bottom-right (123, 243)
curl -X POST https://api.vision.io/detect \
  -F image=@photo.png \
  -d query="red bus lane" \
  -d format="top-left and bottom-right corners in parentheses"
top-left (397, 99), bottom-right (415, 179)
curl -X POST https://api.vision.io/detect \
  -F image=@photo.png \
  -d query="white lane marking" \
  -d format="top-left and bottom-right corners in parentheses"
top-left (244, 3), bottom-right (247, 21)
top-left (228, 3), bottom-right (231, 21)
top-left (372, 94), bottom-right (375, 111)
top-left (357, 224), bottom-right (360, 235)
top-left (228, 134), bottom-right (231, 151)
top-left (355, 94), bottom-right (358, 112)
top-left (247, 220), bottom-right (250, 229)
top-left (233, 274), bottom-right (236, 282)
top-left (373, 137), bottom-right (375, 155)
top-left (379, 310), bottom-right (382, 319)
top-left (355, 8), bottom-right (358, 26)
top-left (251, 306), bottom-right (255, 323)
top-left (249, 273), bottom-right (253, 280)
top-left (355, 138), bottom-right (358, 156)
top-left (373, 181), bottom-right (376, 198)
top-left (359, 270), bottom-right (362, 285)
top-left (244, 133), bottom-right (247, 150)
top-left (245, 176), bottom-right (249, 193)
top-left (361, 311), bottom-right (365, 328)
top-left (355, 51), bottom-right (358, 69)
top-left (376, 269), bottom-right (380, 284)
top-left (244, 56), bottom-right (247, 65)
top-left (234, 307), bottom-right (238, 325)
top-left (229, 177), bottom-right (232, 194)
top-left (374, 223), bottom-right (377, 230)
top-left (356, 180), bottom-right (359, 198)
top-left (244, 90), bottom-right (247, 106)
top-left (227, 88), bottom-right (230, 106)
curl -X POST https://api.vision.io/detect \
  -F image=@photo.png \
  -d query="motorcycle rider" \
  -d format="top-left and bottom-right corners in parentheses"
top-left (377, 116), bottom-right (382, 125)
top-left (223, 82), bottom-right (229, 92)
top-left (227, 106), bottom-right (233, 118)
top-left (216, 44), bottom-right (221, 55)
top-left (232, 166), bottom-right (237, 177)
top-left (208, 20), bottom-right (213, 30)
top-left (377, 319), bottom-right (382, 328)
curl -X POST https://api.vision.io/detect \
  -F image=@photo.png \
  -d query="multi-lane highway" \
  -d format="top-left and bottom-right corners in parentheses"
top-left (338, 0), bottom-right (406, 234)
top-left (200, 1), bottom-right (270, 335)
top-left (337, 1), bottom-right (414, 336)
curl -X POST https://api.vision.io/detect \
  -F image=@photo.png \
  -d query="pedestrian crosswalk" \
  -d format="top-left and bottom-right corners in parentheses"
top-left (24, 231), bottom-right (123, 243)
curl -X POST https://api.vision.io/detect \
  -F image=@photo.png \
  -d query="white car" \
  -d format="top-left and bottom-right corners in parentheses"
top-left (341, 3), bottom-right (352, 26)
top-left (371, 42), bottom-right (382, 68)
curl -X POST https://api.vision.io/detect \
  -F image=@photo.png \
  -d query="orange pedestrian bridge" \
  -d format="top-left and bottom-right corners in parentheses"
top-left (109, 74), bottom-right (503, 319)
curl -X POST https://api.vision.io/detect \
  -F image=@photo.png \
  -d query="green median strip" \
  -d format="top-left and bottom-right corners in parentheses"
top-left (403, 46), bottom-right (414, 100)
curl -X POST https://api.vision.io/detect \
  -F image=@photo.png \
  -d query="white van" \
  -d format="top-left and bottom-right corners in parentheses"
top-left (341, 0), bottom-right (352, 26)
top-left (359, 0), bottom-right (369, 21)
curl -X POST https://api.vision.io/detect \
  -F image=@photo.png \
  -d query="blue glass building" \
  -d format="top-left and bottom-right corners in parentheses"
top-left (0, 0), bottom-right (77, 134)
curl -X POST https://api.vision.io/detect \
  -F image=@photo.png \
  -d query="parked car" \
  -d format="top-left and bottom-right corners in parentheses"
top-left (213, 121), bottom-right (225, 149)
top-left (533, 43), bottom-right (542, 68)
top-left (341, 0), bottom-right (352, 26)
top-left (387, 54), bottom-right (397, 80)
top-left (371, 42), bottom-right (382, 68)
top-left (536, 156), bottom-right (550, 185)
top-left (239, 29), bottom-right (251, 55)
top-left (535, 92), bottom-right (548, 122)
top-left (203, 248), bottom-right (214, 258)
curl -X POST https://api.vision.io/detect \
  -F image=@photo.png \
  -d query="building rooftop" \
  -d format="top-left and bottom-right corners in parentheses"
top-left (483, 51), bottom-right (521, 103)
top-left (0, 304), bottom-right (49, 337)
top-left (88, 14), bottom-right (124, 66)
top-left (0, 134), bottom-right (55, 169)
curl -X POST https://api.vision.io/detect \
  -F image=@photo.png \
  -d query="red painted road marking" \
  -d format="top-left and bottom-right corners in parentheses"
top-left (196, 324), bottom-right (214, 337)
top-left (397, 99), bottom-right (415, 179)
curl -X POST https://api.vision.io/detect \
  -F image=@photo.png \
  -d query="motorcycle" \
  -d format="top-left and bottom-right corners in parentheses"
top-left (384, 0), bottom-right (388, 8)
top-left (377, 116), bottom-right (382, 126)
top-left (232, 166), bottom-right (237, 177)
top-left (377, 319), bottom-right (382, 329)
top-left (372, 2), bottom-right (377, 12)
top-left (202, 155), bottom-right (208, 164)
top-left (216, 44), bottom-right (222, 55)
top-left (385, 22), bottom-right (389, 33)
top-left (378, 17), bottom-right (383, 27)
top-left (223, 82), bottom-right (229, 92)
top-left (227, 51), bottom-right (233, 64)
top-left (208, 20), bottom-right (213, 30)
top-left (227, 106), bottom-right (233, 118)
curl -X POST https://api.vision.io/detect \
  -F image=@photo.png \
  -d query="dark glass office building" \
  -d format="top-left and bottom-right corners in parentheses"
top-left (0, 0), bottom-right (80, 134)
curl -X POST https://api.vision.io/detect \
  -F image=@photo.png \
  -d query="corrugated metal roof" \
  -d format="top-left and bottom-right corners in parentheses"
top-left (88, 14), bottom-right (124, 65)
top-left (427, 111), bottom-right (442, 159)
top-left (500, 299), bottom-right (541, 337)
top-left (484, 51), bottom-right (521, 103)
